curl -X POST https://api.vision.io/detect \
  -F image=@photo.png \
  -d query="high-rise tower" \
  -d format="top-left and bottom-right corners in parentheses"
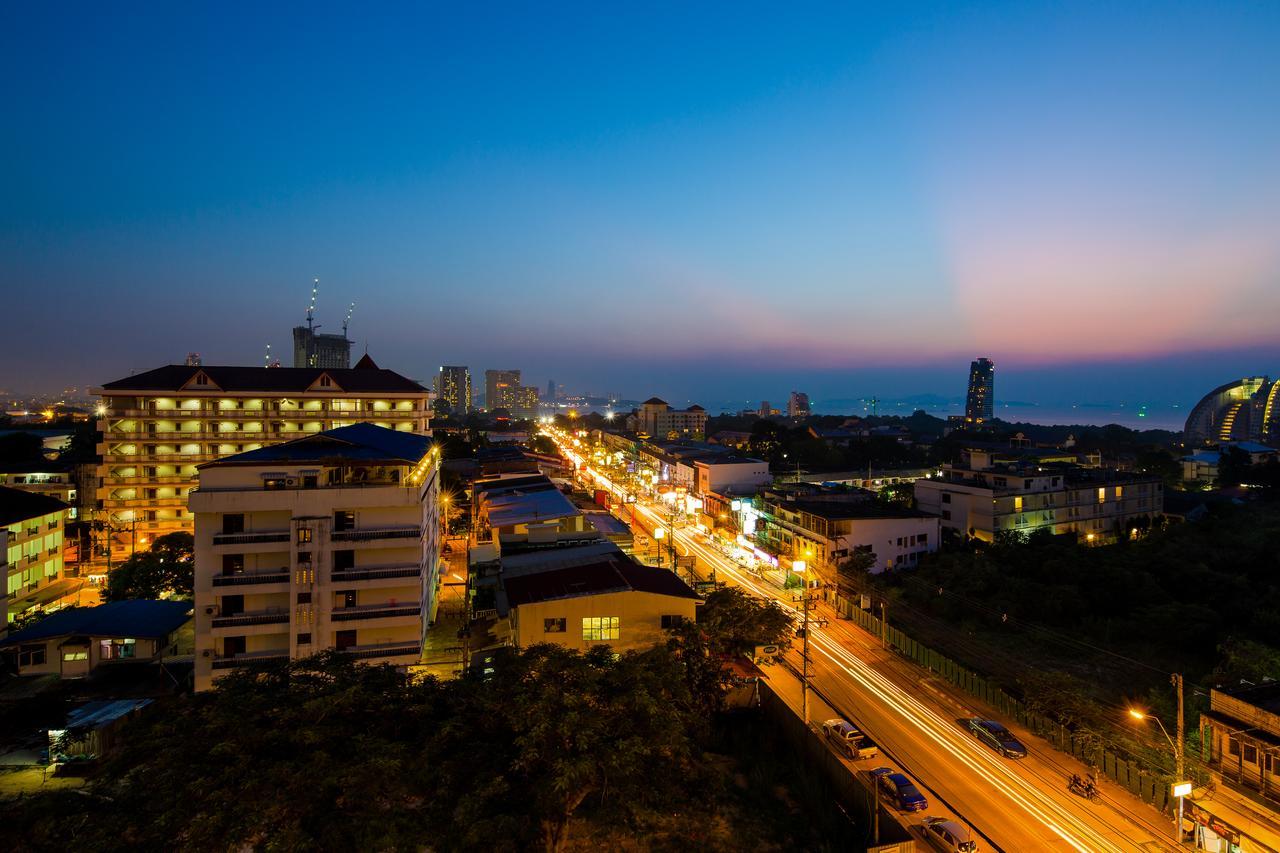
top-left (964, 358), bottom-right (995, 429)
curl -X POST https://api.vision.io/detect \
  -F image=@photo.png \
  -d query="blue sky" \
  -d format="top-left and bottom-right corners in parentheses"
top-left (3, 2), bottom-right (1279, 411)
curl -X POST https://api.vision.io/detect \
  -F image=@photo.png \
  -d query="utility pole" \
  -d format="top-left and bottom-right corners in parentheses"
top-left (880, 600), bottom-right (888, 650)
top-left (1173, 672), bottom-right (1185, 781)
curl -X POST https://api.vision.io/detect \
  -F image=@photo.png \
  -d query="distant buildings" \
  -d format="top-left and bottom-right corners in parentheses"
top-left (1185, 376), bottom-right (1280, 446)
top-left (435, 366), bottom-right (472, 416)
top-left (190, 424), bottom-right (440, 692)
top-left (185, 353), bottom-right (203, 367)
top-left (788, 391), bottom-right (811, 418)
top-left (632, 397), bottom-right (708, 441)
top-left (292, 325), bottom-right (351, 369)
top-left (484, 369), bottom-right (521, 412)
top-left (511, 385), bottom-right (540, 420)
top-left (914, 448), bottom-right (1163, 543)
top-left (758, 401), bottom-right (771, 418)
top-left (94, 360), bottom-right (431, 563)
top-left (2, 485), bottom-right (73, 627)
top-left (964, 357), bottom-right (995, 429)
top-left (754, 495), bottom-right (940, 576)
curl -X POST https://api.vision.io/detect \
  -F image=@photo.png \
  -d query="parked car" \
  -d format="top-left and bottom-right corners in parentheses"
top-left (923, 816), bottom-right (979, 852)
top-left (870, 766), bottom-right (928, 811)
top-left (967, 718), bottom-right (1027, 758)
top-left (821, 718), bottom-right (878, 759)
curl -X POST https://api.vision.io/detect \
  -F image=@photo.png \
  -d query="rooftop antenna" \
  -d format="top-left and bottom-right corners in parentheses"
top-left (343, 301), bottom-right (355, 339)
top-left (306, 278), bottom-right (319, 331)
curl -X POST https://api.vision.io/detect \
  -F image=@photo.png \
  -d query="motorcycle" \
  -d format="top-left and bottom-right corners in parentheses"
top-left (1067, 775), bottom-right (1102, 803)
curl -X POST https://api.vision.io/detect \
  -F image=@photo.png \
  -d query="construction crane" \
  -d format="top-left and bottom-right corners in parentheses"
top-left (343, 301), bottom-right (355, 339)
top-left (306, 278), bottom-right (319, 330)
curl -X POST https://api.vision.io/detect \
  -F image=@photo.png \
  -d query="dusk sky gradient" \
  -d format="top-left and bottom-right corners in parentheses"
top-left (3, 2), bottom-right (1279, 413)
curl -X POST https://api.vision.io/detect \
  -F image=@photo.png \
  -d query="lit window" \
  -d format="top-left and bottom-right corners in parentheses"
top-left (62, 650), bottom-right (89, 662)
top-left (297, 528), bottom-right (312, 545)
top-left (1097, 487), bottom-right (1106, 504)
top-left (582, 617), bottom-right (620, 641)
top-left (544, 618), bottom-right (566, 633)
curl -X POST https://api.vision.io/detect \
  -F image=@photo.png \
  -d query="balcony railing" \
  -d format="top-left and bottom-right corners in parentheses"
top-left (339, 641), bottom-right (421, 661)
top-left (212, 570), bottom-right (290, 587)
top-left (211, 609), bottom-right (289, 628)
top-left (212, 530), bottom-right (291, 546)
top-left (211, 650), bottom-right (291, 669)
top-left (330, 564), bottom-right (422, 583)
top-left (331, 603), bottom-right (421, 622)
top-left (331, 526), bottom-right (421, 542)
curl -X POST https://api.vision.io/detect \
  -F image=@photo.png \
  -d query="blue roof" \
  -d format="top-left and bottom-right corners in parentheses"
top-left (200, 422), bottom-right (432, 468)
top-left (66, 698), bottom-right (153, 730)
top-left (0, 600), bottom-right (192, 645)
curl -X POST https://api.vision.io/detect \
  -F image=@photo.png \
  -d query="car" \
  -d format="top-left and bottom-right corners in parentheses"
top-left (923, 816), bottom-right (979, 852)
top-left (870, 766), bottom-right (928, 811)
top-left (966, 718), bottom-right (1027, 758)
top-left (821, 718), bottom-right (878, 759)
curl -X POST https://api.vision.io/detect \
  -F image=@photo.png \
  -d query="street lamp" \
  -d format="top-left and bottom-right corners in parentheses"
top-left (1129, 708), bottom-right (1186, 842)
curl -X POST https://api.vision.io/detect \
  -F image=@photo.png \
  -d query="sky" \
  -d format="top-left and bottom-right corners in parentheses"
top-left (2, 2), bottom-right (1279, 413)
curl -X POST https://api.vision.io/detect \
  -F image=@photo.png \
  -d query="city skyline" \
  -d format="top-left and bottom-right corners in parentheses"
top-left (4, 3), bottom-right (1279, 404)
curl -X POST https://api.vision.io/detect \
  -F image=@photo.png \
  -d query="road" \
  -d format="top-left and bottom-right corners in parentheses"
top-left (553, 432), bottom-right (1179, 852)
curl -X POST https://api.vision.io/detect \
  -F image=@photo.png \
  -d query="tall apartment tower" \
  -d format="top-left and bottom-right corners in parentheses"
top-left (292, 326), bottom-right (352, 369)
top-left (787, 391), bottom-right (811, 418)
top-left (436, 366), bottom-right (472, 416)
top-left (547, 378), bottom-right (556, 401)
top-left (191, 424), bottom-right (440, 691)
top-left (92, 360), bottom-right (432, 570)
top-left (964, 358), bottom-right (995, 429)
top-left (485, 369), bottom-right (521, 412)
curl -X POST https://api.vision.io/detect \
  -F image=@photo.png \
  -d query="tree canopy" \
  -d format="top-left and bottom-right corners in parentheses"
top-left (103, 531), bottom-right (194, 601)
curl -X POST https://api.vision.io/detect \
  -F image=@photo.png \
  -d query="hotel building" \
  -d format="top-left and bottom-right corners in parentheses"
top-left (190, 423), bottom-right (440, 691)
top-left (93, 359), bottom-right (431, 562)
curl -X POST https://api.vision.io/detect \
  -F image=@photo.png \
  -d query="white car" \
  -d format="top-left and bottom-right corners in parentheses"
top-left (923, 817), bottom-right (978, 852)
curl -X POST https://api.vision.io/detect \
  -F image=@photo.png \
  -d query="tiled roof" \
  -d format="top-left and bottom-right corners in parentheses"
top-left (200, 423), bottom-right (432, 467)
top-left (99, 364), bottom-right (427, 394)
top-left (502, 557), bottom-right (698, 606)
top-left (0, 600), bottom-right (193, 646)
top-left (0, 485), bottom-right (68, 526)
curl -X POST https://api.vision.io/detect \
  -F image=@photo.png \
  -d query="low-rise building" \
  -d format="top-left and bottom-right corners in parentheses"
top-left (914, 452), bottom-right (1163, 543)
top-left (3, 486), bottom-right (75, 626)
top-left (755, 497), bottom-right (939, 576)
top-left (189, 423), bottom-right (440, 691)
top-left (693, 456), bottom-right (771, 497)
top-left (631, 397), bottom-right (708, 441)
top-left (0, 599), bottom-right (192, 678)
top-left (1202, 683), bottom-right (1280, 810)
top-left (472, 473), bottom-right (589, 549)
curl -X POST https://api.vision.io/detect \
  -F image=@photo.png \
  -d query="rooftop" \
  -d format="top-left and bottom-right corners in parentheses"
top-left (199, 423), bottom-right (432, 468)
top-left (0, 485), bottom-right (69, 526)
top-left (98, 363), bottom-right (427, 394)
top-left (502, 556), bottom-right (698, 607)
top-left (484, 488), bottom-right (581, 528)
top-left (773, 499), bottom-right (935, 521)
top-left (0, 600), bottom-right (193, 646)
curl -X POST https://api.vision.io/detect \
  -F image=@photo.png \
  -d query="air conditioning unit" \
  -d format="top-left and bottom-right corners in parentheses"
top-left (204, 605), bottom-right (219, 616)
top-left (285, 477), bottom-right (299, 487)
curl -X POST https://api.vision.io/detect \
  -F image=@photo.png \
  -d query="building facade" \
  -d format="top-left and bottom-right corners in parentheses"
top-left (190, 424), bottom-right (440, 691)
top-left (292, 325), bottom-right (352, 369)
top-left (964, 357), bottom-right (995, 429)
top-left (94, 361), bottom-right (431, 564)
top-left (1184, 376), bottom-right (1280, 446)
top-left (788, 391), bottom-right (811, 418)
top-left (914, 458), bottom-right (1163, 543)
top-left (2, 486), bottom-right (72, 625)
top-left (634, 398), bottom-right (708, 441)
top-left (0, 599), bottom-right (191, 678)
top-left (753, 496), bottom-right (939, 577)
top-left (1202, 683), bottom-right (1280, 810)
top-left (484, 369), bottom-right (521, 412)
top-left (512, 385), bottom-right (540, 420)
top-left (435, 365), bottom-right (472, 415)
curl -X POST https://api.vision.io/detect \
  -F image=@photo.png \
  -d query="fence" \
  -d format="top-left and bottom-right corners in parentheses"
top-left (832, 592), bottom-right (1191, 815)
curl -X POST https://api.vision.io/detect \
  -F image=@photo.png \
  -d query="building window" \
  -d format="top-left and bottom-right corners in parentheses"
top-left (582, 617), bottom-right (620, 642)
top-left (334, 510), bottom-right (355, 531)
top-left (335, 630), bottom-right (357, 650)
top-left (1244, 744), bottom-right (1258, 764)
top-left (297, 633), bottom-right (312, 645)
top-left (296, 528), bottom-right (312, 545)
top-left (222, 514), bottom-right (245, 535)
top-left (222, 553), bottom-right (245, 576)
top-left (1097, 487), bottom-right (1106, 504)
top-left (297, 592), bottom-right (312, 604)
top-left (62, 650), bottom-right (89, 662)
top-left (941, 510), bottom-right (951, 521)
top-left (544, 618), bottom-right (567, 633)
top-left (661, 615), bottom-right (685, 629)
top-left (1228, 737), bottom-right (1240, 757)
top-left (941, 493), bottom-right (951, 504)
top-left (18, 644), bottom-right (45, 667)
top-left (333, 550), bottom-right (355, 571)
top-left (99, 639), bottom-right (136, 660)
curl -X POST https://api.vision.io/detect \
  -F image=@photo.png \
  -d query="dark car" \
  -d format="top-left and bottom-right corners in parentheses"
top-left (870, 766), bottom-right (928, 812)
top-left (967, 718), bottom-right (1027, 758)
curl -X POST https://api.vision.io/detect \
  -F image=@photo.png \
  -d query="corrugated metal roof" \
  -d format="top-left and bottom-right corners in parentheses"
top-left (0, 600), bottom-right (193, 646)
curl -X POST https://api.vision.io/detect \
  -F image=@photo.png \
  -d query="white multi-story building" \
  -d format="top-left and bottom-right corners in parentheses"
top-left (190, 423), bottom-right (439, 691)
top-left (93, 358), bottom-right (431, 563)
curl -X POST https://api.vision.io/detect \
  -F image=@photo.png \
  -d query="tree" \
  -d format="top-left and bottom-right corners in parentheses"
top-left (0, 431), bottom-right (42, 463)
top-left (1217, 446), bottom-right (1252, 487)
top-left (104, 532), bottom-right (194, 600)
top-left (837, 546), bottom-right (878, 597)
top-left (694, 587), bottom-right (793, 655)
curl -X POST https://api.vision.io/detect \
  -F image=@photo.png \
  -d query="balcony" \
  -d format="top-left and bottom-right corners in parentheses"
top-left (330, 563), bottom-right (422, 583)
top-left (211, 609), bottom-right (289, 628)
top-left (212, 569), bottom-right (290, 587)
top-left (331, 603), bottom-right (421, 622)
top-left (338, 641), bottom-right (421, 661)
top-left (212, 530), bottom-right (290, 546)
top-left (211, 649), bottom-right (290, 670)
top-left (331, 526), bottom-right (421, 543)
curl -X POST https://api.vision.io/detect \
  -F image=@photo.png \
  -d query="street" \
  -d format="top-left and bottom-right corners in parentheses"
top-left (552, 429), bottom-right (1181, 852)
